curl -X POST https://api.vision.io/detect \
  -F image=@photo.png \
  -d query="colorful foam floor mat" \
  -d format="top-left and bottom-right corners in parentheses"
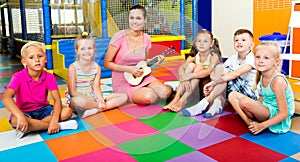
top-left (1, 56), bottom-right (300, 162)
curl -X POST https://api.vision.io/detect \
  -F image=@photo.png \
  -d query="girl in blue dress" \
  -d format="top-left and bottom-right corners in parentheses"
top-left (228, 41), bottom-right (295, 134)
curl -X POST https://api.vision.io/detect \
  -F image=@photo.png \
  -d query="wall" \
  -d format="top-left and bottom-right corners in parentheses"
top-left (253, 0), bottom-right (292, 48)
top-left (212, 0), bottom-right (253, 58)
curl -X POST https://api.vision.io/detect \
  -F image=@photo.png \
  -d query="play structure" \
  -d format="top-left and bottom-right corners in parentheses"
top-left (0, 0), bottom-right (200, 79)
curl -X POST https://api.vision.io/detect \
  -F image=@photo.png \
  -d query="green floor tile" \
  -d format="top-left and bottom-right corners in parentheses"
top-left (118, 133), bottom-right (195, 162)
top-left (0, 78), bottom-right (11, 83)
top-left (139, 112), bottom-right (199, 132)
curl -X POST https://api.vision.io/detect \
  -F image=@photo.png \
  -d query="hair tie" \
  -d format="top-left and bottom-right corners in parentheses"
top-left (82, 32), bottom-right (89, 36)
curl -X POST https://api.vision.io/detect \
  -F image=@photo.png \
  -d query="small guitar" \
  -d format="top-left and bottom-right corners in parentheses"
top-left (124, 46), bottom-right (176, 86)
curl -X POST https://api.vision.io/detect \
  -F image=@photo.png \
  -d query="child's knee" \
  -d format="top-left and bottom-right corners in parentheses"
top-left (228, 91), bottom-right (236, 101)
top-left (214, 63), bottom-right (226, 74)
top-left (117, 94), bottom-right (129, 105)
top-left (61, 107), bottom-right (73, 121)
top-left (186, 62), bottom-right (196, 72)
top-left (164, 84), bottom-right (173, 98)
top-left (187, 62), bottom-right (196, 68)
top-left (194, 64), bottom-right (204, 72)
top-left (72, 97), bottom-right (87, 108)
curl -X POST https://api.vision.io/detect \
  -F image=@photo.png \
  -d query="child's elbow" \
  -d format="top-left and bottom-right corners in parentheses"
top-left (279, 109), bottom-right (289, 119)
top-left (103, 61), bottom-right (110, 69)
top-left (2, 97), bottom-right (8, 106)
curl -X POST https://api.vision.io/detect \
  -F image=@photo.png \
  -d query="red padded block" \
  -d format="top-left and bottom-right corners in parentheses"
top-left (149, 40), bottom-right (181, 58)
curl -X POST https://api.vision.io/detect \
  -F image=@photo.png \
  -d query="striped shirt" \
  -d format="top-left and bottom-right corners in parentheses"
top-left (74, 61), bottom-right (98, 96)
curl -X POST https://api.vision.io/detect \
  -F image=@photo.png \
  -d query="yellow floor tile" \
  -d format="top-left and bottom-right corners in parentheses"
top-left (0, 118), bottom-right (13, 132)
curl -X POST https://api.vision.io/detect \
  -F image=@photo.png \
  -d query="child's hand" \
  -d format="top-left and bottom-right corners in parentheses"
top-left (248, 121), bottom-right (266, 135)
top-left (97, 99), bottom-right (106, 109)
top-left (203, 82), bottom-right (214, 96)
top-left (48, 120), bottom-right (60, 134)
top-left (16, 116), bottom-right (29, 133)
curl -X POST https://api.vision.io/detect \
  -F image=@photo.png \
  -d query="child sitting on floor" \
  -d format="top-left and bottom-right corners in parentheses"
top-left (163, 29), bottom-right (222, 112)
top-left (3, 41), bottom-right (78, 139)
top-left (228, 41), bottom-right (295, 134)
top-left (182, 29), bottom-right (258, 118)
top-left (66, 32), bottom-right (128, 118)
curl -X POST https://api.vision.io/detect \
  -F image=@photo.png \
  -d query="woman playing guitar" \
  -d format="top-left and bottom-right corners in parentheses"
top-left (104, 4), bottom-right (172, 105)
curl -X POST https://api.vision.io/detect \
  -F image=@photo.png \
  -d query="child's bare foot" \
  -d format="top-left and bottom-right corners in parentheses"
top-left (170, 99), bottom-right (186, 112)
top-left (163, 97), bottom-right (179, 110)
top-left (163, 102), bottom-right (174, 110)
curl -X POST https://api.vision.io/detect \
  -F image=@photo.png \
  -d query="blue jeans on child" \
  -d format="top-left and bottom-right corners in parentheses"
top-left (9, 105), bottom-right (54, 128)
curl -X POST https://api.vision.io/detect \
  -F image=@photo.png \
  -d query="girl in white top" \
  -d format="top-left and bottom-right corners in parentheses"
top-left (182, 29), bottom-right (258, 118)
top-left (163, 29), bottom-right (222, 112)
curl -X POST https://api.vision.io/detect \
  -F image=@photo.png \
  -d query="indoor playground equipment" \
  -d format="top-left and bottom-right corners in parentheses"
top-left (0, 0), bottom-right (201, 79)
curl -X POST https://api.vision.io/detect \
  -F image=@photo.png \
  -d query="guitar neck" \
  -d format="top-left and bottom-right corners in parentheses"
top-left (147, 56), bottom-right (161, 67)
top-left (146, 46), bottom-right (175, 67)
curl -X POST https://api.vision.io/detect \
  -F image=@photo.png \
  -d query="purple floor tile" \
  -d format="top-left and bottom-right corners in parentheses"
top-left (194, 111), bottom-right (230, 121)
top-left (177, 110), bottom-right (232, 122)
top-left (2, 82), bottom-right (9, 87)
top-left (165, 122), bottom-right (235, 150)
top-left (166, 151), bottom-right (217, 162)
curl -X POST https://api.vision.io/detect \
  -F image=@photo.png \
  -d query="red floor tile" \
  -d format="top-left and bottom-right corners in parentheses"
top-left (199, 137), bottom-right (287, 162)
top-left (203, 114), bottom-right (249, 136)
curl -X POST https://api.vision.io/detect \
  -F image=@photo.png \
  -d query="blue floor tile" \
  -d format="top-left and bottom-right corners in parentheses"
top-left (0, 100), bottom-right (4, 108)
top-left (241, 131), bottom-right (300, 156)
top-left (39, 117), bottom-right (93, 140)
top-left (0, 141), bottom-right (57, 162)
